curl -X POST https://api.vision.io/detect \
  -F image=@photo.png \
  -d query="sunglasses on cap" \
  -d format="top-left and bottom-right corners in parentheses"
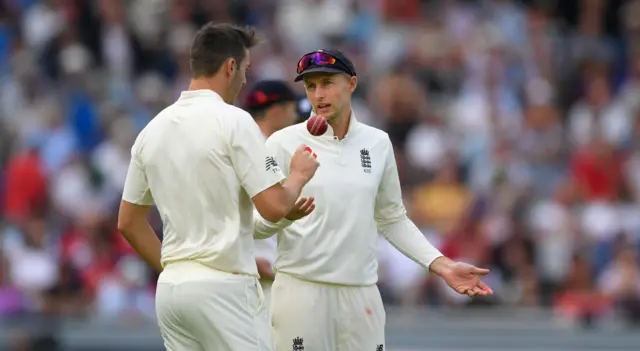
top-left (296, 52), bottom-right (355, 76)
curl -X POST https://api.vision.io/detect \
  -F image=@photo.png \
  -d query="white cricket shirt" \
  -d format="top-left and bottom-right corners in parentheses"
top-left (122, 90), bottom-right (285, 277)
top-left (255, 113), bottom-right (442, 286)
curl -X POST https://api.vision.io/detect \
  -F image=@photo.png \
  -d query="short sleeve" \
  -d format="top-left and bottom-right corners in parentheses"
top-left (122, 145), bottom-right (154, 205)
top-left (229, 112), bottom-right (286, 198)
top-left (374, 136), bottom-right (407, 228)
top-left (265, 132), bottom-right (291, 176)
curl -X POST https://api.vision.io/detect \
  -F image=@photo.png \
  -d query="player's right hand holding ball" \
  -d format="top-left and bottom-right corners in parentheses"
top-left (290, 144), bottom-right (319, 183)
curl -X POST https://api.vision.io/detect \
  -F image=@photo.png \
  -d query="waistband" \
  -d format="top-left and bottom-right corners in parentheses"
top-left (275, 271), bottom-right (375, 289)
top-left (158, 260), bottom-right (255, 284)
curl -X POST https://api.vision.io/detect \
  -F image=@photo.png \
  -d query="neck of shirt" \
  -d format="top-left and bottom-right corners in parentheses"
top-left (311, 110), bottom-right (359, 141)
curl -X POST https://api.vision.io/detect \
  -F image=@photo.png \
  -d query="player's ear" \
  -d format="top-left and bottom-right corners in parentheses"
top-left (225, 58), bottom-right (236, 77)
top-left (349, 76), bottom-right (357, 93)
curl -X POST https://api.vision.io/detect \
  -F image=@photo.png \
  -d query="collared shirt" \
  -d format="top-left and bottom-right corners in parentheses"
top-left (261, 113), bottom-right (406, 286)
top-left (122, 89), bottom-right (285, 277)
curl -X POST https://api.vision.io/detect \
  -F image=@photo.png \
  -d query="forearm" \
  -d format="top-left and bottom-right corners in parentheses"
top-left (379, 216), bottom-right (444, 271)
top-left (278, 173), bottom-right (307, 217)
top-left (119, 221), bottom-right (163, 273)
top-left (254, 214), bottom-right (292, 239)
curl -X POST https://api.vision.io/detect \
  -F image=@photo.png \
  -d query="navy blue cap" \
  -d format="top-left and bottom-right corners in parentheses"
top-left (294, 49), bottom-right (356, 82)
top-left (244, 80), bottom-right (298, 112)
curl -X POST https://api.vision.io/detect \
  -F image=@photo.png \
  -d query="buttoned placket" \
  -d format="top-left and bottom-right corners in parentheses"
top-left (324, 128), bottom-right (347, 165)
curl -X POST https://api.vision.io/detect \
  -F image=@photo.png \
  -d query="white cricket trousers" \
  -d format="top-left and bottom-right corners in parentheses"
top-left (270, 273), bottom-right (385, 351)
top-left (260, 279), bottom-right (273, 314)
top-left (155, 261), bottom-right (273, 351)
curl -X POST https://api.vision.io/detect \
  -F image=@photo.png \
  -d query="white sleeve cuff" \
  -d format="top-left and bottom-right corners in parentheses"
top-left (379, 216), bottom-right (443, 270)
top-left (254, 215), bottom-right (293, 239)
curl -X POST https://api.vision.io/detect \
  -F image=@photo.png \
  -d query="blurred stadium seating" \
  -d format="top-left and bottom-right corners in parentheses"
top-left (1, 0), bottom-right (640, 350)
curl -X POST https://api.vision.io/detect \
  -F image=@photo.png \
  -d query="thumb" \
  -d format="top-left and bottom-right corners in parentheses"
top-left (470, 266), bottom-right (490, 276)
top-left (295, 144), bottom-right (307, 153)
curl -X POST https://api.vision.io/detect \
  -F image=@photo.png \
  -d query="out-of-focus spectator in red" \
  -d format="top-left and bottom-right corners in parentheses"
top-left (381, 0), bottom-right (421, 24)
top-left (2, 143), bottom-right (47, 223)
top-left (59, 214), bottom-right (120, 297)
top-left (570, 135), bottom-right (623, 201)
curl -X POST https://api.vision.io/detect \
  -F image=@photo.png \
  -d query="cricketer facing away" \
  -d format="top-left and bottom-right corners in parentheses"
top-left (254, 49), bottom-right (494, 351)
top-left (117, 23), bottom-right (319, 351)
top-left (243, 80), bottom-right (316, 303)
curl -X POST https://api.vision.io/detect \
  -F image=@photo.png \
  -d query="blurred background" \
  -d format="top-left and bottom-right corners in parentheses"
top-left (1, 0), bottom-right (640, 350)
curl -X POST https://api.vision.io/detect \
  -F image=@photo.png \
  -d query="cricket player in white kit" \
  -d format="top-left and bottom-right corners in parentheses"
top-left (244, 80), bottom-right (315, 304)
top-left (116, 23), bottom-right (319, 351)
top-left (254, 49), bottom-right (494, 351)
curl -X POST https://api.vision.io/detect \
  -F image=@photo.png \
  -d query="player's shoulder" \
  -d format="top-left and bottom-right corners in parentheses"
top-left (221, 103), bottom-right (256, 128)
top-left (130, 105), bottom-right (177, 154)
top-left (192, 101), bottom-right (256, 138)
top-left (189, 97), bottom-right (249, 120)
top-left (136, 103), bottom-right (179, 139)
top-left (180, 95), bottom-right (253, 124)
top-left (352, 122), bottom-right (395, 157)
top-left (268, 121), bottom-right (308, 142)
top-left (357, 122), bottom-right (389, 140)
top-left (223, 102), bottom-right (252, 118)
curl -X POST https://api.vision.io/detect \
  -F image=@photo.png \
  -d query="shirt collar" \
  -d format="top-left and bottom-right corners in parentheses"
top-left (179, 89), bottom-right (224, 102)
top-left (309, 110), bottom-right (360, 139)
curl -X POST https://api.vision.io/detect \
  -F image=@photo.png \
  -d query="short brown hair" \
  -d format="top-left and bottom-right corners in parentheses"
top-left (189, 22), bottom-right (261, 78)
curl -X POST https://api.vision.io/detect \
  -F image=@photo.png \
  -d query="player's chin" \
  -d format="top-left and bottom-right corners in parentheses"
top-left (316, 105), bottom-right (332, 116)
top-left (322, 111), bottom-right (337, 122)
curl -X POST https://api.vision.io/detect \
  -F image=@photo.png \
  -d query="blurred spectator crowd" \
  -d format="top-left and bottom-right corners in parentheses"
top-left (1, 0), bottom-right (640, 331)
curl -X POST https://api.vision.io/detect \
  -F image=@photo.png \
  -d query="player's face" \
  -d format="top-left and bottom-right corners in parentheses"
top-left (303, 73), bottom-right (356, 123)
top-left (227, 49), bottom-right (250, 103)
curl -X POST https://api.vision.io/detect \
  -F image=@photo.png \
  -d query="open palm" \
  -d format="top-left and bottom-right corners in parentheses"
top-left (441, 262), bottom-right (494, 297)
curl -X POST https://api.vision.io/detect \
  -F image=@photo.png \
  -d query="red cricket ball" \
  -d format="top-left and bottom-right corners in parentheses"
top-left (306, 115), bottom-right (328, 136)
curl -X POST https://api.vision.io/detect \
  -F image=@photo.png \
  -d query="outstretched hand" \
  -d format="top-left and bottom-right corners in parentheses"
top-left (431, 257), bottom-right (494, 297)
top-left (285, 197), bottom-right (315, 221)
top-left (441, 261), bottom-right (493, 297)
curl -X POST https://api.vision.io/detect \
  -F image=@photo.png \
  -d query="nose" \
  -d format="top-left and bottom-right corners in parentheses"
top-left (314, 86), bottom-right (325, 100)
